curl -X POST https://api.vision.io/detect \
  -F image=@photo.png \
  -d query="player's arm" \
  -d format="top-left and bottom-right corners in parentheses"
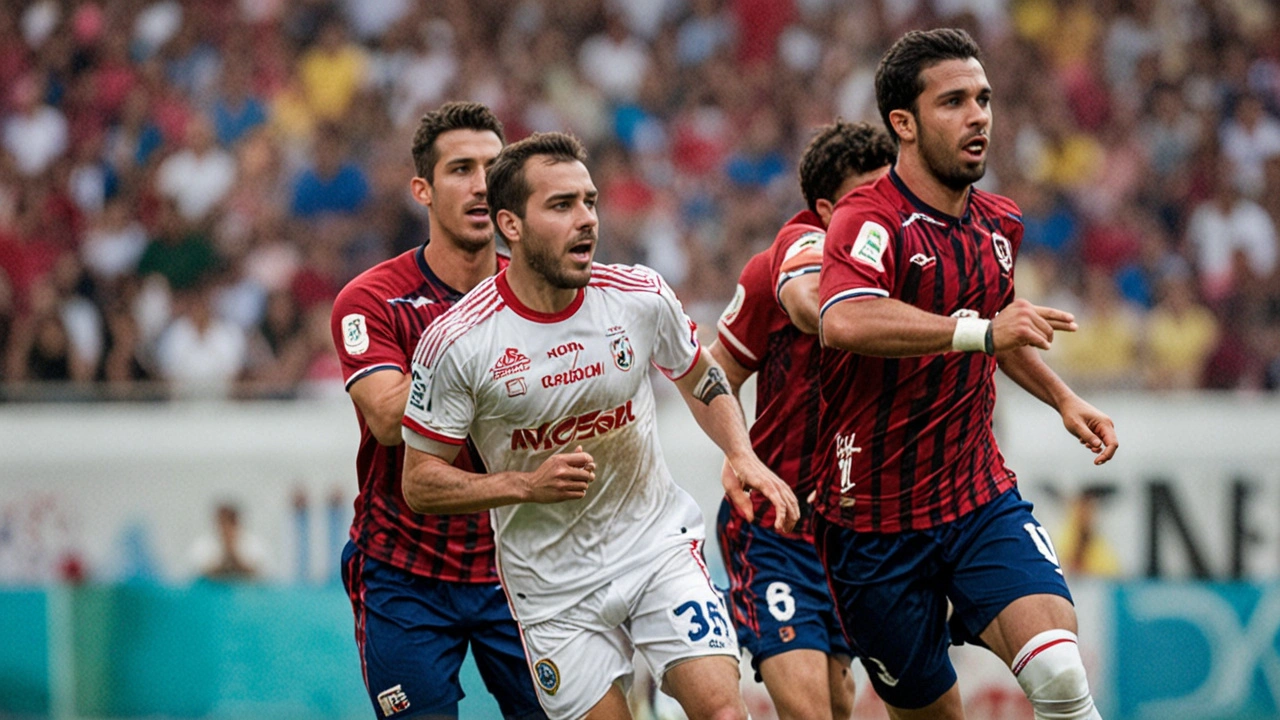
top-left (778, 272), bottom-right (821, 334)
top-left (672, 352), bottom-right (799, 533)
top-left (706, 339), bottom-right (754, 396)
top-left (820, 297), bottom-right (1078, 357)
top-left (997, 346), bottom-right (1119, 465)
top-left (348, 371), bottom-right (411, 445)
top-left (401, 438), bottom-right (597, 514)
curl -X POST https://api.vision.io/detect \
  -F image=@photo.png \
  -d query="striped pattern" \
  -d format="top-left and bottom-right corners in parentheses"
top-left (816, 170), bottom-right (1022, 533)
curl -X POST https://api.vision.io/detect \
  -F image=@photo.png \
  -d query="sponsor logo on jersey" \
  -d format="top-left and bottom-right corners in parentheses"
top-left (510, 400), bottom-right (636, 451)
top-left (546, 341), bottom-right (585, 359)
top-left (534, 659), bottom-right (560, 695)
top-left (909, 253), bottom-right (936, 268)
top-left (719, 284), bottom-right (746, 327)
top-left (490, 348), bottom-right (531, 380)
top-left (850, 221), bottom-right (889, 272)
top-left (376, 685), bottom-right (410, 716)
top-left (992, 231), bottom-right (1013, 273)
top-left (386, 295), bottom-right (435, 308)
top-left (506, 377), bottom-right (527, 397)
top-left (541, 362), bottom-right (603, 388)
top-left (342, 314), bottom-right (370, 355)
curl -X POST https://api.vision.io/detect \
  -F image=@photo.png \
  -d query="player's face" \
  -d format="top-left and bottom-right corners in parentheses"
top-left (913, 58), bottom-right (991, 191)
top-left (517, 159), bottom-right (598, 290)
top-left (417, 129), bottom-right (504, 251)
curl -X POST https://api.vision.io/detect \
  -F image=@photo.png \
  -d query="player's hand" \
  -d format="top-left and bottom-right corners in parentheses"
top-left (723, 456), bottom-right (800, 533)
top-left (525, 445), bottom-right (596, 503)
top-left (1058, 397), bottom-right (1118, 465)
top-left (991, 299), bottom-right (1077, 352)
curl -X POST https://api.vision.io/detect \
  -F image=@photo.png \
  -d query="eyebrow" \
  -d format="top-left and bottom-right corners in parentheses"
top-left (546, 189), bottom-right (598, 204)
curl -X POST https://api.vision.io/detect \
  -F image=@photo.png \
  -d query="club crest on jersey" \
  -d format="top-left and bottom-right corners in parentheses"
top-left (608, 326), bottom-right (635, 371)
top-left (342, 314), bottom-right (370, 355)
top-left (376, 685), bottom-right (410, 716)
top-left (491, 348), bottom-right (531, 380)
top-left (992, 232), bottom-right (1013, 273)
top-left (851, 221), bottom-right (889, 272)
top-left (534, 659), bottom-right (560, 695)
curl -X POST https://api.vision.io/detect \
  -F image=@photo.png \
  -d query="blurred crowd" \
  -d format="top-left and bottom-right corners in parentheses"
top-left (0, 0), bottom-right (1278, 400)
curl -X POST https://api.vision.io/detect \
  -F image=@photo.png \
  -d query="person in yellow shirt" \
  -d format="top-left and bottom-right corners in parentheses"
top-left (297, 20), bottom-right (368, 123)
top-left (1143, 273), bottom-right (1220, 390)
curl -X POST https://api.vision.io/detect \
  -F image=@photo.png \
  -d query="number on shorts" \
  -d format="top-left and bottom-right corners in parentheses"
top-left (675, 600), bottom-right (730, 641)
top-left (766, 582), bottom-right (796, 622)
top-left (1023, 522), bottom-right (1064, 575)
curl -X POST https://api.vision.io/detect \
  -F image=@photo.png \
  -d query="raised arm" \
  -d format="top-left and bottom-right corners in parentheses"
top-left (401, 437), bottom-right (596, 514)
top-left (672, 351), bottom-right (798, 532)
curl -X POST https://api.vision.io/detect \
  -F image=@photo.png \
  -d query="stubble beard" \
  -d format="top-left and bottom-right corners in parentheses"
top-left (920, 123), bottom-right (986, 191)
top-left (525, 231), bottom-right (592, 290)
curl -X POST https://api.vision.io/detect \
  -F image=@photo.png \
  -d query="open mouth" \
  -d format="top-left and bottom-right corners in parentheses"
top-left (464, 204), bottom-right (489, 222)
top-left (568, 237), bottom-right (594, 263)
top-left (962, 135), bottom-right (987, 160)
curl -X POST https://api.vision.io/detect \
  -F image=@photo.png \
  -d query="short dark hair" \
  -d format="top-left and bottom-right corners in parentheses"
top-left (411, 101), bottom-right (505, 181)
top-left (486, 132), bottom-right (588, 242)
top-left (798, 120), bottom-right (897, 212)
top-left (875, 28), bottom-right (983, 143)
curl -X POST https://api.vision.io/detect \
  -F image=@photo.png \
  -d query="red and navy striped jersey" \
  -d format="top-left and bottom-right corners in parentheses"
top-left (330, 244), bottom-right (507, 582)
top-left (717, 210), bottom-right (827, 539)
top-left (816, 169), bottom-right (1021, 533)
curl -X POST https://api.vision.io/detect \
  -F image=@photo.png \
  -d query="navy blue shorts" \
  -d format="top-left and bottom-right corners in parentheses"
top-left (814, 487), bottom-right (1072, 710)
top-left (341, 541), bottom-right (545, 719)
top-left (717, 499), bottom-right (852, 677)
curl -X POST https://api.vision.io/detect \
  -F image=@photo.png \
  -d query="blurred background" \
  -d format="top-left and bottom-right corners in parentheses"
top-left (1, 0), bottom-right (1278, 718)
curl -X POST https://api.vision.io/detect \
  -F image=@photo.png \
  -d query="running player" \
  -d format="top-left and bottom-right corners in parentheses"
top-left (400, 131), bottom-right (800, 720)
top-left (815, 29), bottom-right (1117, 720)
top-left (711, 120), bottom-right (895, 720)
top-left (330, 102), bottom-right (545, 719)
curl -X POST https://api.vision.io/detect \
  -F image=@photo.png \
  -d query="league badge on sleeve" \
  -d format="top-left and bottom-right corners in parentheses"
top-left (851, 221), bottom-right (889, 272)
top-left (719, 284), bottom-right (746, 326)
top-left (992, 232), bottom-right (1013, 273)
top-left (342, 314), bottom-right (370, 356)
top-left (534, 658), bottom-right (560, 695)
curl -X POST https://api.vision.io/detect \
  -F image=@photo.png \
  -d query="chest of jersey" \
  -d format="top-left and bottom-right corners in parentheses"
top-left (471, 292), bottom-right (657, 448)
top-left (893, 215), bottom-right (1014, 319)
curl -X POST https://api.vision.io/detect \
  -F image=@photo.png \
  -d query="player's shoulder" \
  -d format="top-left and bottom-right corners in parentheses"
top-left (588, 263), bottom-right (667, 294)
top-left (969, 187), bottom-right (1023, 225)
top-left (830, 173), bottom-right (903, 227)
top-left (334, 249), bottom-right (418, 309)
top-left (413, 275), bottom-right (504, 365)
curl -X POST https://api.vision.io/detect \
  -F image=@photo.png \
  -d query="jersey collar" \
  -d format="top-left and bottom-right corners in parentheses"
top-left (495, 269), bottom-right (585, 323)
top-left (888, 167), bottom-right (971, 225)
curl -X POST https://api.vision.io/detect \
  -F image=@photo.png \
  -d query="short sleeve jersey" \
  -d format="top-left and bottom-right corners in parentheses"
top-left (816, 169), bottom-right (1023, 533)
top-left (403, 264), bottom-right (706, 625)
top-left (330, 245), bottom-right (507, 582)
top-left (716, 210), bottom-right (827, 539)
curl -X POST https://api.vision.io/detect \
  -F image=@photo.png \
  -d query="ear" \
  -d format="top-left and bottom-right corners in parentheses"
top-left (889, 108), bottom-right (916, 144)
top-left (495, 209), bottom-right (522, 245)
top-left (815, 198), bottom-right (835, 227)
top-left (410, 176), bottom-right (432, 209)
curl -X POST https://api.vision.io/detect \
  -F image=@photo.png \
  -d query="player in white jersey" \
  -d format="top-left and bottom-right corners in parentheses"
top-left (400, 132), bottom-right (800, 720)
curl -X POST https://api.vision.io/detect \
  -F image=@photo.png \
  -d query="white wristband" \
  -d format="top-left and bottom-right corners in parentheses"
top-left (952, 317), bottom-right (991, 353)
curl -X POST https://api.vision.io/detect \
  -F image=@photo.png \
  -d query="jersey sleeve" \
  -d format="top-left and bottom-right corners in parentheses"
top-left (773, 225), bottom-right (825, 298)
top-left (645, 267), bottom-right (702, 379)
top-left (819, 193), bottom-right (899, 318)
top-left (402, 331), bottom-right (474, 449)
top-left (715, 252), bottom-right (774, 370)
top-left (331, 282), bottom-right (405, 391)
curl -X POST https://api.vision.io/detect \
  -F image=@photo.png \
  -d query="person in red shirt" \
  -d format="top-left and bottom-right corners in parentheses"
top-left (710, 119), bottom-right (895, 720)
top-left (815, 29), bottom-right (1117, 720)
top-left (329, 102), bottom-right (544, 720)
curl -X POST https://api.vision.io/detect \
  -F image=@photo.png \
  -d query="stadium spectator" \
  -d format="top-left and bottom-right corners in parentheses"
top-left (155, 116), bottom-right (237, 223)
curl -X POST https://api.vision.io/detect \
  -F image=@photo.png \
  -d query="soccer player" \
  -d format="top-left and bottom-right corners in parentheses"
top-left (329, 102), bottom-right (545, 720)
top-left (814, 29), bottom-right (1118, 720)
top-left (711, 120), bottom-right (895, 720)
top-left (399, 131), bottom-right (800, 720)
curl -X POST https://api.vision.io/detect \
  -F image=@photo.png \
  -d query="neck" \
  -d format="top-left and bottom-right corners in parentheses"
top-left (422, 234), bottom-right (497, 293)
top-left (505, 260), bottom-right (580, 314)
top-left (895, 150), bottom-right (970, 218)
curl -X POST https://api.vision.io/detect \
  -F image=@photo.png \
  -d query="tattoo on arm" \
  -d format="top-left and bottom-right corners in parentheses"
top-left (693, 366), bottom-right (730, 406)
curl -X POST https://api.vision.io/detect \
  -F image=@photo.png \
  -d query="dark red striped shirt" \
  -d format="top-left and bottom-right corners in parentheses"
top-left (717, 211), bottom-right (826, 539)
top-left (330, 244), bottom-right (507, 582)
top-left (816, 169), bottom-right (1021, 533)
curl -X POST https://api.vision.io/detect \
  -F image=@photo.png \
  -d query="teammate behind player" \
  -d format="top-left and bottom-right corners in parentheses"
top-left (815, 29), bottom-right (1117, 720)
top-left (711, 120), bottom-right (895, 720)
top-left (399, 131), bottom-right (800, 720)
top-left (329, 102), bottom-right (545, 719)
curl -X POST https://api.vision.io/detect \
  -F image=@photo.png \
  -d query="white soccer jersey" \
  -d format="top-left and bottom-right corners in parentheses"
top-left (403, 263), bottom-right (706, 625)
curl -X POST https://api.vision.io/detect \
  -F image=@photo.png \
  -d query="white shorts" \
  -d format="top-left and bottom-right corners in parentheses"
top-left (519, 539), bottom-right (740, 720)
